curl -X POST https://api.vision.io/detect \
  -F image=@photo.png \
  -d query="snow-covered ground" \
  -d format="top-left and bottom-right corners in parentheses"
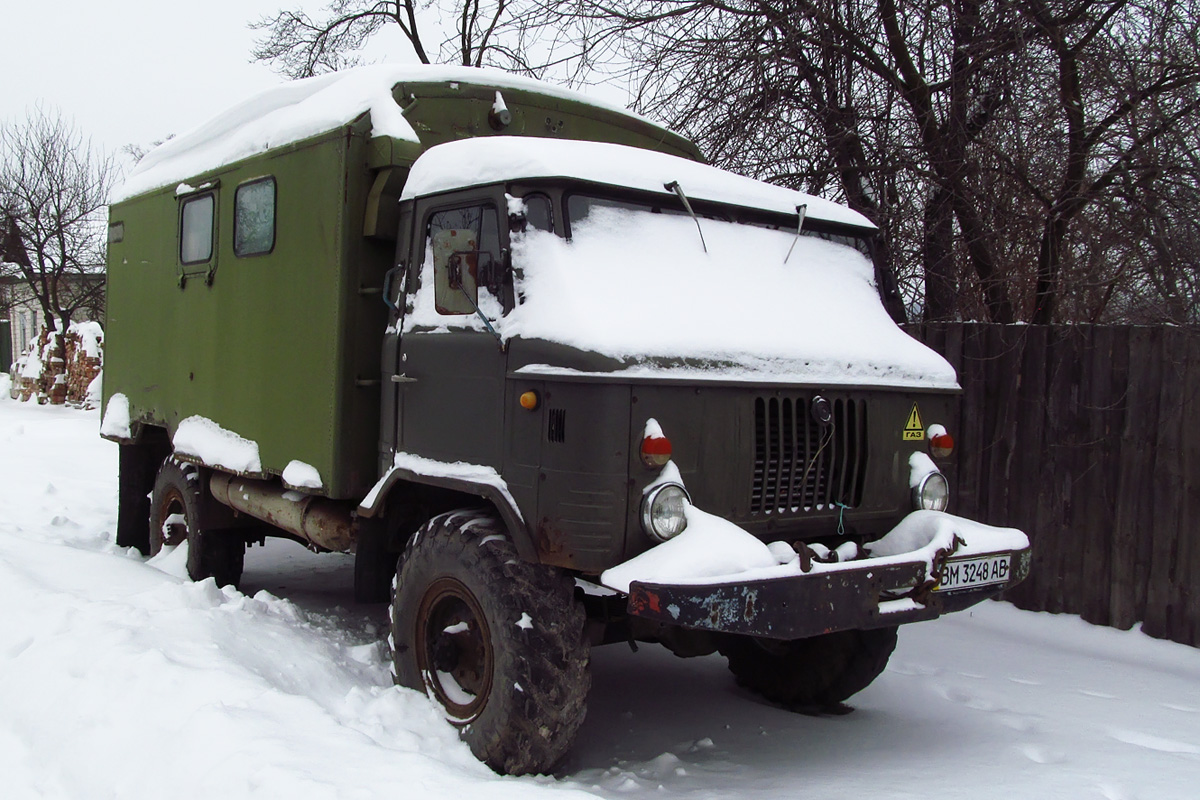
top-left (1, 390), bottom-right (1197, 799)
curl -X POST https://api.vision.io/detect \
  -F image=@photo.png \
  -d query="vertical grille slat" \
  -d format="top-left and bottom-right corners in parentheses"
top-left (752, 398), bottom-right (766, 510)
top-left (838, 400), bottom-right (858, 506)
top-left (750, 394), bottom-right (868, 517)
top-left (803, 403), bottom-right (817, 510)
top-left (840, 400), bottom-right (849, 506)
top-left (781, 398), bottom-right (795, 513)
top-left (849, 399), bottom-right (868, 505)
top-left (825, 398), bottom-right (842, 511)
top-left (771, 399), bottom-right (782, 513)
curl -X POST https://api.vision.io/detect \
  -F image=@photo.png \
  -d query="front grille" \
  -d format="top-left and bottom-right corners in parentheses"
top-left (751, 395), bottom-right (868, 515)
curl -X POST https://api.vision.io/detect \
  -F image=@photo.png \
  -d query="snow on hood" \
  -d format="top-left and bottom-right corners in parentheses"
top-left (408, 207), bottom-right (956, 389)
top-left (402, 136), bottom-right (873, 229)
top-left (114, 65), bottom-right (673, 203)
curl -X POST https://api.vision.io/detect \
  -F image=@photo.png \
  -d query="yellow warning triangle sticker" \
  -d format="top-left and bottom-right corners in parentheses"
top-left (903, 403), bottom-right (924, 440)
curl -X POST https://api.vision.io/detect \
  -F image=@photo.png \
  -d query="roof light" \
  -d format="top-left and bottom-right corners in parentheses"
top-left (489, 91), bottom-right (512, 130)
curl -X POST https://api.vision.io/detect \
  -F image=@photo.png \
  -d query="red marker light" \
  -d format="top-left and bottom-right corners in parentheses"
top-left (930, 432), bottom-right (955, 459)
top-left (641, 435), bottom-right (673, 468)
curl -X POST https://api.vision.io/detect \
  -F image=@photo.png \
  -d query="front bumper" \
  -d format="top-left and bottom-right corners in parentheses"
top-left (619, 512), bottom-right (1032, 640)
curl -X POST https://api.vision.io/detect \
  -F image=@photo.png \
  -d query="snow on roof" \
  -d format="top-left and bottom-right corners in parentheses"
top-left (114, 65), bottom-right (667, 203)
top-left (401, 136), bottom-right (876, 229)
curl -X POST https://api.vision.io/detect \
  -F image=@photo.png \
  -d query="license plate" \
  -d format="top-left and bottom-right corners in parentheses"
top-left (934, 554), bottom-right (1011, 593)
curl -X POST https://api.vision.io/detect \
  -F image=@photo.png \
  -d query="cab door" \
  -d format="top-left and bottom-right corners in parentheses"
top-left (394, 190), bottom-right (509, 469)
top-left (378, 200), bottom-right (413, 476)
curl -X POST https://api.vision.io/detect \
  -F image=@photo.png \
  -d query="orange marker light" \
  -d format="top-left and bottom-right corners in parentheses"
top-left (519, 391), bottom-right (539, 411)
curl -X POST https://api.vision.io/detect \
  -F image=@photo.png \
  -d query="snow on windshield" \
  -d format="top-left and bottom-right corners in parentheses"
top-left (408, 203), bottom-right (955, 388)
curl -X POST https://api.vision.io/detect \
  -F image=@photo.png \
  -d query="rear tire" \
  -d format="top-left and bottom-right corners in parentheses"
top-left (720, 627), bottom-right (898, 710)
top-left (390, 510), bottom-right (589, 775)
top-left (149, 456), bottom-right (244, 588)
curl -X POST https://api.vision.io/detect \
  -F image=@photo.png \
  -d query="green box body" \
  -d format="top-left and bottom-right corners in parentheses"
top-left (103, 77), bottom-right (701, 499)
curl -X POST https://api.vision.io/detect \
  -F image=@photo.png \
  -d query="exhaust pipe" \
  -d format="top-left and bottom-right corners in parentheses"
top-left (210, 472), bottom-right (357, 553)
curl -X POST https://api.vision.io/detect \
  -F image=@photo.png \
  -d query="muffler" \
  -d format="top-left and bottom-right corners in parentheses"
top-left (209, 472), bottom-right (357, 552)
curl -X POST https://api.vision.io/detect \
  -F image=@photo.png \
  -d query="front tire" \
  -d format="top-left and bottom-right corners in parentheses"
top-left (149, 456), bottom-right (244, 588)
top-left (720, 627), bottom-right (898, 710)
top-left (390, 510), bottom-right (589, 775)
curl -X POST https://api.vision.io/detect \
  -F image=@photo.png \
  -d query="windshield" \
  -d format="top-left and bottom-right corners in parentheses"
top-left (566, 193), bottom-right (873, 258)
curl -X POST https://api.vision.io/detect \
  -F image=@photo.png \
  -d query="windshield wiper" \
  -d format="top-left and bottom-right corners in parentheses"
top-left (784, 203), bottom-right (808, 264)
top-left (664, 181), bottom-right (708, 253)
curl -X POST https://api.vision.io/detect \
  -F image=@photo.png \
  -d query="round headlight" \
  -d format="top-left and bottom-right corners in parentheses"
top-left (913, 471), bottom-right (950, 512)
top-left (642, 483), bottom-right (690, 542)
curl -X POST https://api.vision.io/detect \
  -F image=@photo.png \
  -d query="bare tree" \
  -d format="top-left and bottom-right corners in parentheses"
top-left (0, 107), bottom-right (115, 368)
top-left (1012, 0), bottom-right (1200, 323)
top-left (1112, 116), bottom-right (1200, 323)
top-left (251, 0), bottom-right (522, 76)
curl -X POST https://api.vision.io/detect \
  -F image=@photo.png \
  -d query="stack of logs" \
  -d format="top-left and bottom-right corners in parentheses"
top-left (11, 327), bottom-right (102, 406)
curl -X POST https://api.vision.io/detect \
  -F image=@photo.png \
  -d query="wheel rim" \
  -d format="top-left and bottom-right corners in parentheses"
top-left (415, 577), bottom-right (494, 722)
top-left (156, 488), bottom-right (189, 549)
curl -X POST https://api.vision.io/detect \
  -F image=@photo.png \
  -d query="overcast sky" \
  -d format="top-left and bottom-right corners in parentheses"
top-left (1, 0), bottom-right (642, 188)
top-left (0, 1), bottom-right (419, 165)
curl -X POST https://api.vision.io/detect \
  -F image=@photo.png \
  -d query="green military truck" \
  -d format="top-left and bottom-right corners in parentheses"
top-left (102, 65), bottom-right (1030, 775)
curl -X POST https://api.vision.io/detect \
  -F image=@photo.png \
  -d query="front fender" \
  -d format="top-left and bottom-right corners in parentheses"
top-left (358, 453), bottom-right (535, 561)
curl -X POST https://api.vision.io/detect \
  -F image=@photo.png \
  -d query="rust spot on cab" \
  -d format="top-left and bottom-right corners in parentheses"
top-left (535, 518), bottom-right (574, 568)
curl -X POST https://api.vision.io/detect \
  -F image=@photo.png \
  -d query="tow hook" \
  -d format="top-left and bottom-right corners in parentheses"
top-left (911, 534), bottom-right (966, 604)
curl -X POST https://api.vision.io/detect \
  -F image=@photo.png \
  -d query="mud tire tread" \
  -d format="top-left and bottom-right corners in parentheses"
top-left (391, 509), bottom-right (589, 775)
top-left (149, 456), bottom-right (244, 588)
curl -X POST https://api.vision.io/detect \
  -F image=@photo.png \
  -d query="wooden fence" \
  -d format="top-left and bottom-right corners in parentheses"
top-left (908, 324), bottom-right (1200, 648)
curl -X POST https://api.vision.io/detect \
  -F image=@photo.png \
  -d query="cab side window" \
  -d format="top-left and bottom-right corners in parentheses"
top-left (234, 178), bottom-right (276, 257)
top-left (426, 204), bottom-right (502, 315)
top-left (180, 192), bottom-right (215, 264)
top-left (520, 193), bottom-right (553, 233)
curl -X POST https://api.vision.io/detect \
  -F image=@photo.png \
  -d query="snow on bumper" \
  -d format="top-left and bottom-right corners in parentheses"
top-left (601, 509), bottom-right (1031, 640)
